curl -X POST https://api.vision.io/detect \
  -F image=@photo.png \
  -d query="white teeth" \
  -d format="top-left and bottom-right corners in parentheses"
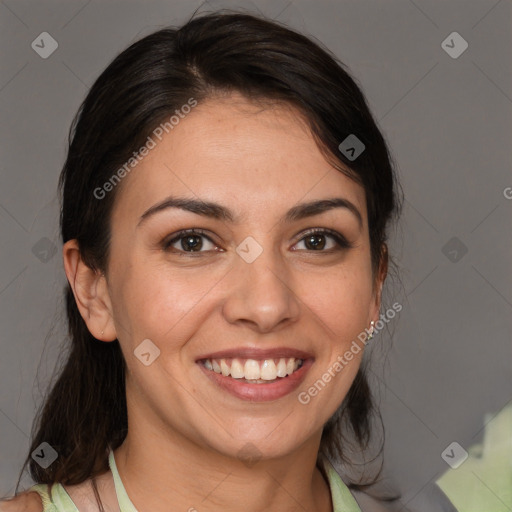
top-left (244, 359), bottom-right (260, 380)
top-left (261, 359), bottom-right (277, 380)
top-left (220, 359), bottom-right (230, 376)
top-left (276, 358), bottom-right (287, 377)
top-left (230, 358), bottom-right (245, 379)
top-left (202, 357), bottom-right (304, 381)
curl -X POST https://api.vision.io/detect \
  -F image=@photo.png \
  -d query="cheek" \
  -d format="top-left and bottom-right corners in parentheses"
top-left (300, 263), bottom-right (374, 336)
top-left (110, 259), bottom-right (221, 348)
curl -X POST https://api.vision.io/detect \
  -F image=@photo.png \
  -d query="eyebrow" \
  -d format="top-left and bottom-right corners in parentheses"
top-left (137, 195), bottom-right (363, 228)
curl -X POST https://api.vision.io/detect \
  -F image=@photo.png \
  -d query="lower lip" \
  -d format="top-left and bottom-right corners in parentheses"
top-left (197, 359), bottom-right (314, 402)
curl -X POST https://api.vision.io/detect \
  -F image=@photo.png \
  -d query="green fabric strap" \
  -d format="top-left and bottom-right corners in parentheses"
top-left (28, 449), bottom-right (362, 512)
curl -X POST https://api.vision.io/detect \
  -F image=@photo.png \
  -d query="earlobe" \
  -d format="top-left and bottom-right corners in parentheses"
top-left (62, 240), bottom-right (117, 342)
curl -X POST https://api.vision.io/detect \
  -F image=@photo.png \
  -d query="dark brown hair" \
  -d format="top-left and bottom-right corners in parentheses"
top-left (7, 9), bottom-right (402, 509)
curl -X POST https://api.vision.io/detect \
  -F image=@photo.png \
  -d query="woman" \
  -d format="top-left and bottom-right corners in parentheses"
top-left (2, 10), bottom-right (430, 512)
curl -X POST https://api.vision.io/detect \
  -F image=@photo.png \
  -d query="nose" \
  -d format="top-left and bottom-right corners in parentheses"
top-left (222, 244), bottom-right (301, 334)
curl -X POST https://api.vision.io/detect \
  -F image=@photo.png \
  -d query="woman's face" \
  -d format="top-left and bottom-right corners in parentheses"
top-left (102, 93), bottom-right (384, 461)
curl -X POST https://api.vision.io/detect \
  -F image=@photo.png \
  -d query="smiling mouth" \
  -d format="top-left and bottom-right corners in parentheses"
top-left (199, 357), bottom-right (304, 383)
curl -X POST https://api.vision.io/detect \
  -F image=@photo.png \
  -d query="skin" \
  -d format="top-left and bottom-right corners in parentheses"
top-left (59, 92), bottom-right (387, 512)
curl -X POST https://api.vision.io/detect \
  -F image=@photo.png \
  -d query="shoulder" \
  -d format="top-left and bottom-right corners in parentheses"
top-left (0, 491), bottom-right (44, 512)
top-left (0, 470), bottom-right (114, 512)
top-left (351, 482), bottom-right (459, 512)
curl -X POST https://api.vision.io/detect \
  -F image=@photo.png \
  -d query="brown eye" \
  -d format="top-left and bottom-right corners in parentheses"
top-left (293, 229), bottom-right (353, 252)
top-left (163, 229), bottom-right (218, 253)
top-left (303, 233), bottom-right (328, 250)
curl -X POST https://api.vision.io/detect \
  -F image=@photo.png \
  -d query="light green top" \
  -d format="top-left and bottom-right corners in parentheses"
top-left (28, 449), bottom-right (362, 511)
top-left (436, 402), bottom-right (512, 512)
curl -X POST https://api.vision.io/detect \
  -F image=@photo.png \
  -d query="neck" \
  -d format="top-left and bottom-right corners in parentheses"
top-left (114, 423), bottom-right (332, 512)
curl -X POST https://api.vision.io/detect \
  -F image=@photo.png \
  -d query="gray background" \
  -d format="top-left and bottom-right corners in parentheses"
top-left (1, 0), bottom-right (511, 509)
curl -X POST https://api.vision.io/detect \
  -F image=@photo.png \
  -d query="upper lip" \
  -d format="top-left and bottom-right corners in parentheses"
top-left (196, 347), bottom-right (314, 361)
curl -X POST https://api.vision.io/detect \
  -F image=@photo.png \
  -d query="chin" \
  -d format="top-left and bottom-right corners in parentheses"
top-left (204, 427), bottom-right (312, 464)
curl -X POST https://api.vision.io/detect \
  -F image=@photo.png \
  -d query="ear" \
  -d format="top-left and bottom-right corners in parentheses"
top-left (62, 239), bottom-right (117, 341)
top-left (369, 243), bottom-right (389, 324)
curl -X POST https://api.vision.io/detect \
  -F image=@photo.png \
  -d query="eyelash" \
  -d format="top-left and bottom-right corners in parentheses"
top-left (161, 228), bottom-right (354, 255)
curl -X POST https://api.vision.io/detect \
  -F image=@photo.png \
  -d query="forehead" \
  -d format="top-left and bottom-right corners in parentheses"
top-left (112, 94), bottom-right (367, 226)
